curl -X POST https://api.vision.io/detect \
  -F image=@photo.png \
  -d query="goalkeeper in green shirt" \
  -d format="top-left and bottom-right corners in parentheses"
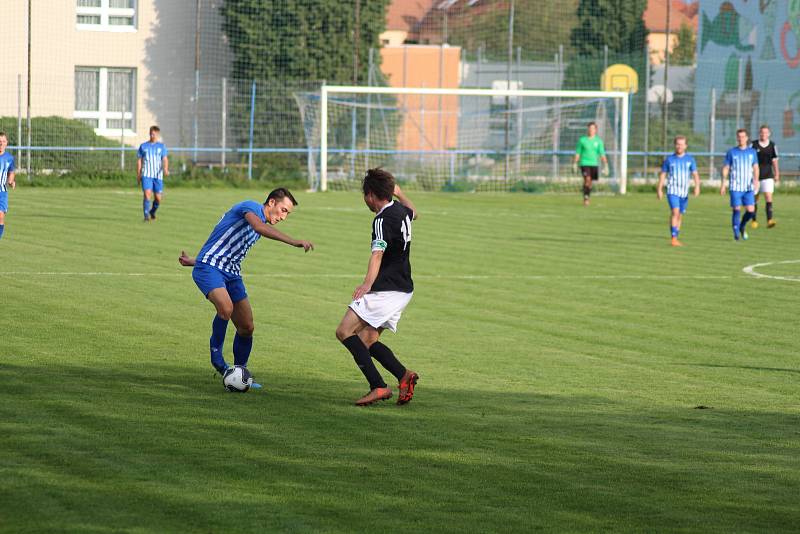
top-left (572, 122), bottom-right (609, 206)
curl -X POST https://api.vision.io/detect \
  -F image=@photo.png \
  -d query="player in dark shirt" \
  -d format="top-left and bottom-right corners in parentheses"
top-left (751, 125), bottom-right (780, 228)
top-left (335, 168), bottom-right (420, 406)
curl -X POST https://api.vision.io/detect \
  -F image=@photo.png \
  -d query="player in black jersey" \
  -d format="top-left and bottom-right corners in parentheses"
top-left (751, 125), bottom-right (780, 228)
top-left (335, 168), bottom-right (420, 406)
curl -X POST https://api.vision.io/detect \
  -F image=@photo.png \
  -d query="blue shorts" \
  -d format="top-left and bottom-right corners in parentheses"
top-left (667, 194), bottom-right (688, 214)
top-left (730, 190), bottom-right (755, 208)
top-left (192, 262), bottom-right (248, 303)
top-left (0, 191), bottom-right (7, 213)
top-left (141, 177), bottom-right (164, 194)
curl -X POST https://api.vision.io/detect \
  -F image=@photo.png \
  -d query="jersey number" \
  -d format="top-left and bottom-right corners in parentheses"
top-left (400, 216), bottom-right (412, 251)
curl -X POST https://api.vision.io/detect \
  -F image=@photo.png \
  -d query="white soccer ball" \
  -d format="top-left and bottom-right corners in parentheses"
top-left (222, 365), bottom-right (253, 392)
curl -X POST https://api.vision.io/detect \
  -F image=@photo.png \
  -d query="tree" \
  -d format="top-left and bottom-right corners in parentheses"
top-left (219, 0), bottom-right (390, 178)
top-left (565, 0), bottom-right (649, 89)
top-left (447, 0), bottom-right (579, 61)
top-left (670, 23), bottom-right (696, 66)
top-left (221, 0), bottom-right (389, 84)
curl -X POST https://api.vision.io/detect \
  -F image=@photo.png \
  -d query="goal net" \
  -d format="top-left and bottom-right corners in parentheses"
top-left (295, 86), bottom-right (629, 193)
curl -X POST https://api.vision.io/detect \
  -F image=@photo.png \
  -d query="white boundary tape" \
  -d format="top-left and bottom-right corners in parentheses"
top-left (742, 260), bottom-right (800, 282)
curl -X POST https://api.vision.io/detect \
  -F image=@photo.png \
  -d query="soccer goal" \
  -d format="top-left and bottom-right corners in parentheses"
top-left (295, 85), bottom-right (629, 193)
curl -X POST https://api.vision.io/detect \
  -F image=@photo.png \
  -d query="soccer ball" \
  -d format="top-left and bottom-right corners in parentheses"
top-left (222, 365), bottom-right (253, 392)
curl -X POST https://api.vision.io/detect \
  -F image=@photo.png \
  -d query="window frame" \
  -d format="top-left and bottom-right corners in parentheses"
top-left (76, 0), bottom-right (137, 32)
top-left (74, 66), bottom-right (137, 136)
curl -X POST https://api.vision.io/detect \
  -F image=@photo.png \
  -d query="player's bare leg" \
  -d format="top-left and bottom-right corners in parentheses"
top-left (582, 173), bottom-right (592, 206)
top-left (206, 288), bottom-right (233, 373)
top-left (336, 309), bottom-right (392, 405)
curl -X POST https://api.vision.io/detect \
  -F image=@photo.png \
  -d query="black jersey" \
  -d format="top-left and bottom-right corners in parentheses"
top-left (370, 201), bottom-right (414, 293)
top-left (752, 140), bottom-right (778, 179)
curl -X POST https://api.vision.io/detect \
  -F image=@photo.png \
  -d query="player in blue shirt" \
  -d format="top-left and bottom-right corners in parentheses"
top-left (657, 135), bottom-right (700, 247)
top-left (0, 132), bottom-right (17, 240)
top-left (721, 129), bottom-right (760, 241)
top-left (137, 125), bottom-right (169, 222)
top-left (178, 188), bottom-right (314, 381)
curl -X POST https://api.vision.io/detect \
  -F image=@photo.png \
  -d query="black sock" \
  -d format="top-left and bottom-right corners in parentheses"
top-left (369, 342), bottom-right (406, 381)
top-left (583, 185), bottom-right (591, 199)
top-left (766, 202), bottom-right (773, 220)
top-left (342, 335), bottom-right (386, 389)
top-left (753, 200), bottom-right (758, 221)
top-left (740, 211), bottom-right (754, 230)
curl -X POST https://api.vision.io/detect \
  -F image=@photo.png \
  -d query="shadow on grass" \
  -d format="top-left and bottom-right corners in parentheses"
top-left (1, 361), bottom-right (799, 532)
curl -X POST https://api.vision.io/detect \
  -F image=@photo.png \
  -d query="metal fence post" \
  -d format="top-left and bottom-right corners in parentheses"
top-left (643, 45), bottom-right (650, 179)
top-left (735, 57), bottom-right (743, 130)
top-left (17, 74), bottom-right (22, 164)
top-left (709, 87), bottom-right (716, 181)
top-left (248, 80), bottom-right (256, 180)
top-left (120, 96), bottom-right (126, 171)
top-left (221, 77), bottom-right (227, 169)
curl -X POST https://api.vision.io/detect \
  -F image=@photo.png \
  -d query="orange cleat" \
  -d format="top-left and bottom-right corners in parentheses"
top-left (670, 237), bottom-right (683, 247)
top-left (355, 387), bottom-right (393, 406)
top-left (397, 370), bottom-right (419, 405)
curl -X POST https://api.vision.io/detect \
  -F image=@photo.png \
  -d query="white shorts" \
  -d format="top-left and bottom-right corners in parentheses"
top-left (349, 291), bottom-right (413, 333)
top-left (759, 178), bottom-right (775, 194)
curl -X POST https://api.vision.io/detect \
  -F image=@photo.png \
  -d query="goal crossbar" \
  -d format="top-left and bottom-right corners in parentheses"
top-left (319, 85), bottom-right (630, 193)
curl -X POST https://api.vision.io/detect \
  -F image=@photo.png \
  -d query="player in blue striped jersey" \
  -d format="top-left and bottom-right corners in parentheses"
top-left (721, 129), bottom-right (760, 241)
top-left (178, 188), bottom-right (314, 378)
top-left (657, 136), bottom-right (700, 246)
top-left (137, 126), bottom-right (169, 222)
top-left (0, 132), bottom-right (17, 240)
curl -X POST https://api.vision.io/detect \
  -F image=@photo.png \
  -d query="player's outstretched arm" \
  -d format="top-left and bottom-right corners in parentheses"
top-left (752, 164), bottom-right (760, 192)
top-left (720, 166), bottom-right (729, 194)
top-left (353, 251), bottom-right (383, 300)
top-left (393, 185), bottom-right (418, 219)
top-left (178, 251), bottom-right (196, 266)
top-left (656, 172), bottom-right (666, 199)
top-left (244, 212), bottom-right (314, 252)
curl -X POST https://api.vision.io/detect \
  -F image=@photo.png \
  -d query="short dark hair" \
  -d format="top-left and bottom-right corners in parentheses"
top-left (0, 131), bottom-right (7, 139)
top-left (736, 128), bottom-right (748, 136)
top-left (149, 125), bottom-right (160, 133)
top-left (759, 124), bottom-right (770, 131)
top-left (265, 187), bottom-right (298, 206)
top-left (587, 121), bottom-right (597, 128)
top-left (362, 168), bottom-right (395, 201)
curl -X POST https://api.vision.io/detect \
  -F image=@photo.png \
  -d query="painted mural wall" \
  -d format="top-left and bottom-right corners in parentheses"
top-left (694, 0), bottom-right (800, 152)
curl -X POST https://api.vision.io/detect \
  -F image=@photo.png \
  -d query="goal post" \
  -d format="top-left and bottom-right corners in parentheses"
top-left (313, 85), bottom-right (629, 193)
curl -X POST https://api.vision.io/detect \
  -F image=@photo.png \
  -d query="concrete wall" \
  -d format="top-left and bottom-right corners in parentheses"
top-left (0, 0), bottom-right (231, 150)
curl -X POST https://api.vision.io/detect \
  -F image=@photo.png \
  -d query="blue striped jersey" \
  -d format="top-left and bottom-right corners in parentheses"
top-left (724, 146), bottom-right (757, 192)
top-left (661, 153), bottom-right (697, 197)
top-left (197, 201), bottom-right (266, 275)
top-left (0, 152), bottom-right (15, 192)
top-left (137, 142), bottom-right (168, 179)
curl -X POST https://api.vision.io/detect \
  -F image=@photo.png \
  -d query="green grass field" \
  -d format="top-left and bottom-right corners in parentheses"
top-left (2, 188), bottom-right (799, 532)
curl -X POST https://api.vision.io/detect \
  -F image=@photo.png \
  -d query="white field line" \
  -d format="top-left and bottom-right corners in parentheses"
top-left (0, 271), bottom-right (733, 280)
top-left (742, 260), bottom-right (800, 282)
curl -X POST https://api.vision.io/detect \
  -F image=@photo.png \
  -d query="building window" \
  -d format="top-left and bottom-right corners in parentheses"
top-left (77, 0), bottom-right (136, 31)
top-left (74, 67), bottom-right (136, 135)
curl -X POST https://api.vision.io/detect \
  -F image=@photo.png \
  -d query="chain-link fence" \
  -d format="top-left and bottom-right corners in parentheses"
top-left (1, 0), bottom-right (798, 190)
